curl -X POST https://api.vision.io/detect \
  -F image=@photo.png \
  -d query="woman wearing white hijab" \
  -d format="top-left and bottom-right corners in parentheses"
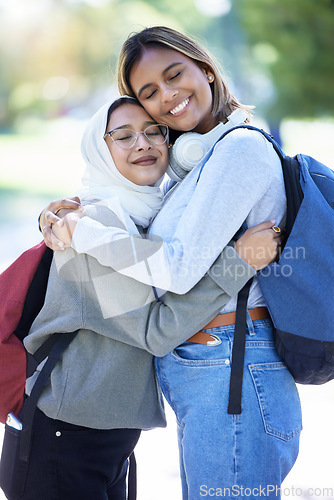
top-left (79, 95), bottom-right (165, 229)
top-left (22, 97), bottom-right (273, 500)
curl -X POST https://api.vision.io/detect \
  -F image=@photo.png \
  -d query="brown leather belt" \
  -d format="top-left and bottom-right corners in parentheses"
top-left (187, 307), bottom-right (270, 345)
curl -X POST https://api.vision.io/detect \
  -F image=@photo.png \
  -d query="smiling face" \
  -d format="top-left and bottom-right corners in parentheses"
top-left (104, 103), bottom-right (168, 186)
top-left (129, 47), bottom-right (219, 134)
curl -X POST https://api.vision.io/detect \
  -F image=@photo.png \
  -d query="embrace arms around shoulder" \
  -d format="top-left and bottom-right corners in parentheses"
top-left (70, 131), bottom-right (283, 293)
top-left (45, 206), bottom-right (279, 307)
top-left (87, 244), bottom-right (256, 357)
top-left (46, 205), bottom-right (257, 356)
top-left (48, 205), bottom-right (260, 357)
top-left (51, 208), bottom-right (279, 288)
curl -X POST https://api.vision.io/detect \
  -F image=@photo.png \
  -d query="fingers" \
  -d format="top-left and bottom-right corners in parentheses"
top-left (41, 209), bottom-right (63, 228)
top-left (249, 220), bottom-right (277, 233)
top-left (47, 197), bottom-right (83, 214)
top-left (39, 198), bottom-right (83, 230)
top-left (69, 196), bottom-right (81, 204)
top-left (267, 235), bottom-right (284, 264)
top-left (272, 231), bottom-right (283, 243)
top-left (41, 225), bottom-right (67, 251)
top-left (247, 220), bottom-right (284, 242)
top-left (258, 228), bottom-right (282, 242)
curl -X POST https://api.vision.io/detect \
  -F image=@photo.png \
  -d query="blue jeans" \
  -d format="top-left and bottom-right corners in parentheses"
top-left (155, 318), bottom-right (302, 500)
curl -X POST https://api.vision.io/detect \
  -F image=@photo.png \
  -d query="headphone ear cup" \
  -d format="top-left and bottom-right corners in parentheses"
top-left (166, 110), bottom-right (248, 182)
top-left (167, 132), bottom-right (209, 181)
top-left (166, 154), bottom-right (187, 182)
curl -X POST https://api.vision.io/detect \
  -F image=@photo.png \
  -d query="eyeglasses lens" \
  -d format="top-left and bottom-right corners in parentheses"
top-left (111, 125), bottom-right (168, 149)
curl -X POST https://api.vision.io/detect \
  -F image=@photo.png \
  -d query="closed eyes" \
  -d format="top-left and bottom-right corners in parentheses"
top-left (168, 71), bottom-right (181, 81)
top-left (143, 71), bottom-right (183, 100)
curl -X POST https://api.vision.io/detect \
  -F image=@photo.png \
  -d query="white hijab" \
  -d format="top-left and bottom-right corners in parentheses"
top-left (77, 97), bottom-right (164, 228)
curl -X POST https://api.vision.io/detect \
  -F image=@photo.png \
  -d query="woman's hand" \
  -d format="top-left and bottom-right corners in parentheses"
top-left (234, 220), bottom-right (283, 271)
top-left (39, 197), bottom-right (83, 250)
top-left (51, 208), bottom-right (84, 248)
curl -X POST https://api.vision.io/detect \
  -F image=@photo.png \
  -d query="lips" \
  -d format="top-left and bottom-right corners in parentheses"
top-left (169, 97), bottom-right (190, 116)
top-left (132, 155), bottom-right (157, 166)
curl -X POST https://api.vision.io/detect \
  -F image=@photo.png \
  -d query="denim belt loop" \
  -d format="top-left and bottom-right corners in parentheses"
top-left (246, 310), bottom-right (256, 336)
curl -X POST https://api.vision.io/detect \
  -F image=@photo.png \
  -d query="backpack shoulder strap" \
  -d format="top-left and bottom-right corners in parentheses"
top-left (14, 246), bottom-right (53, 343)
top-left (205, 124), bottom-right (304, 240)
top-left (20, 330), bottom-right (79, 462)
top-left (280, 156), bottom-right (304, 238)
top-left (227, 278), bottom-right (253, 414)
top-left (197, 124), bottom-right (286, 182)
top-left (218, 124), bottom-right (286, 159)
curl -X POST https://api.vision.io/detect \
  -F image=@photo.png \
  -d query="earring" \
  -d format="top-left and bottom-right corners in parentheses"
top-left (208, 75), bottom-right (214, 82)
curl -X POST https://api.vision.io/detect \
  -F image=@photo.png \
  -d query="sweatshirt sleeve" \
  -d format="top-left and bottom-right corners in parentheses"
top-left (72, 130), bottom-right (273, 293)
top-left (97, 245), bottom-right (256, 356)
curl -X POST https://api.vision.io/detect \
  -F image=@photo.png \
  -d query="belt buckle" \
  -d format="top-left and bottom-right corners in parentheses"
top-left (206, 334), bottom-right (222, 346)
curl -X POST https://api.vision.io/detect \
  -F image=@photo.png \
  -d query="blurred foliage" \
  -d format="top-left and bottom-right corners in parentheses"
top-left (0, 0), bottom-right (212, 130)
top-left (0, 0), bottom-right (333, 131)
top-left (236, 0), bottom-right (334, 121)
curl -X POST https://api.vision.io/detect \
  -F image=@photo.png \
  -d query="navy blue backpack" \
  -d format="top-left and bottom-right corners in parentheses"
top-left (208, 124), bottom-right (334, 414)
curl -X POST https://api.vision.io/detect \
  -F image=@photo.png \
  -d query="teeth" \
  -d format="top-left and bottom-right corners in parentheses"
top-left (170, 98), bottom-right (189, 115)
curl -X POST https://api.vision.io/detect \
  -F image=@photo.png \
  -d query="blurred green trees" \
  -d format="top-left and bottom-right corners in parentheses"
top-left (0, 0), bottom-right (333, 130)
top-left (237, 0), bottom-right (334, 121)
top-left (0, 0), bottom-right (213, 130)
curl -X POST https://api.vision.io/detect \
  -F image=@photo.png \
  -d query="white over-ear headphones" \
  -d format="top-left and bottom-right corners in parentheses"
top-left (167, 108), bottom-right (248, 182)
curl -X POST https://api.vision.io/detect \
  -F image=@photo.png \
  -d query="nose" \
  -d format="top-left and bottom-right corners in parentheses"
top-left (135, 132), bottom-right (152, 151)
top-left (161, 83), bottom-right (179, 103)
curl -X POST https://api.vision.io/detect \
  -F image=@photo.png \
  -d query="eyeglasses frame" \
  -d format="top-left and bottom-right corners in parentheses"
top-left (104, 124), bottom-right (169, 149)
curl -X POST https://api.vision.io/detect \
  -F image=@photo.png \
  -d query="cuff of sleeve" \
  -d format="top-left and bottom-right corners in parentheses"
top-left (71, 216), bottom-right (96, 253)
top-left (207, 245), bottom-right (256, 297)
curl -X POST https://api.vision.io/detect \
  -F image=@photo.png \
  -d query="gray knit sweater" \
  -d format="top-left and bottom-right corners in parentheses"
top-left (24, 203), bottom-right (255, 430)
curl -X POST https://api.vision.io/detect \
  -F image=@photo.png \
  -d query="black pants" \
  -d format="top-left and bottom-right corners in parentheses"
top-left (20, 408), bottom-right (141, 500)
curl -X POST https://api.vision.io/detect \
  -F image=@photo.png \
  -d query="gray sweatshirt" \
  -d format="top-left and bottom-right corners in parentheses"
top-left (25, 203), bottom-right (255, 430)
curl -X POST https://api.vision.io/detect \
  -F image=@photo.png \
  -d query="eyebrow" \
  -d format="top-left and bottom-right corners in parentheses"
top-left (137, 63), bottom-right (183, 98)
top-left (110, 120), bottom-right (157, 132)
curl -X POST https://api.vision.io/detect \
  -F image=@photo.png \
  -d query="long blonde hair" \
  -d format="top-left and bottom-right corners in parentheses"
top-left (117, 26), bottom-right (253, 124)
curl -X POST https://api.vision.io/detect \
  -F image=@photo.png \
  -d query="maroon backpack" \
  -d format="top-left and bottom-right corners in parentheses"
top-left (0, 242), bottom-right (137, 500)
top-left (0, 241), bottom-right (52, 423)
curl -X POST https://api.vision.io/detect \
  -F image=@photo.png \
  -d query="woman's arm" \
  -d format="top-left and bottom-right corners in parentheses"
top-left (93, 244), bottom-right (257, 356)
top-left (51, 216), bottom-right (278, 356)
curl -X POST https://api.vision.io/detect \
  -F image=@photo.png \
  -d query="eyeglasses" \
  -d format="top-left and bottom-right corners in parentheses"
top-left (104, 124), bottom-right (169, 149)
